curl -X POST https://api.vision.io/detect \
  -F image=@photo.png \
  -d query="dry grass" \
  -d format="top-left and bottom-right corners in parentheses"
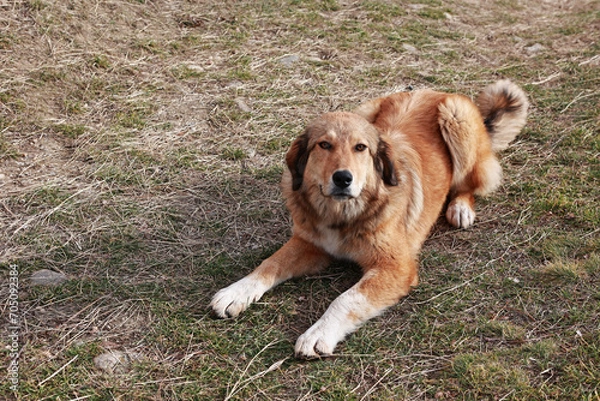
top-left (1, 0), bottom-right (599, 400)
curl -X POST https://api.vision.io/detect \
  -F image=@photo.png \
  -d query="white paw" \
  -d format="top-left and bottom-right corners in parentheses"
top-left (294, 287), bottom-right (375, 359)
top-left (446, 199), bottom-right (475, 228)
top-left (294, 318), bottom-right (344, 359)
top-left (210, 276), bottom-right (269, 318)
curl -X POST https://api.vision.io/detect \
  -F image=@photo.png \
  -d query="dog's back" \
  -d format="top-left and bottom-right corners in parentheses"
top-left (354, 81), bottom-right (528, 229)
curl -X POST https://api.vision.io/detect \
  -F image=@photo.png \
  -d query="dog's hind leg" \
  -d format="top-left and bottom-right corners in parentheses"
top-left (438, 94), bottom-right (505, 229)
top-left (445, 151), bottom-right (503, 228)
top-left (442, 82), bottom-right (528, 228)
top-left (210, 235), bottom-right (331, 318)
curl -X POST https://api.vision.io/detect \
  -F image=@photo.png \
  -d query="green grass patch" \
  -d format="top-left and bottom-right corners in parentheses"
top-left (115, 102), bottom-right (154, 129)
top-left (52, 123), bottom-right (86, 138)
top-left (221, 146), bottom-right (248, 161)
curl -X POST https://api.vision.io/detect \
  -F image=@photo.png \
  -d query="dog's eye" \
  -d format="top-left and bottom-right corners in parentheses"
top-left (355, 144), bottom-right (367, 152)
top-left (319, 141), bottom-right (332, 150)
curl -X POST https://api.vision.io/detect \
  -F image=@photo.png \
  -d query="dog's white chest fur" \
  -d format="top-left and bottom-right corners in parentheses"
top-left (316, 227), bottom-right (345, 257)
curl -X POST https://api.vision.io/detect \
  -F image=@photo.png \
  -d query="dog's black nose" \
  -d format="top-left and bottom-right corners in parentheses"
top-left (332, 170), bottom-right (353, 189)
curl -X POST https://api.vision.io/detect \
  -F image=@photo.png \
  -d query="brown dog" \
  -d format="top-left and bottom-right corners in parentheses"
top-left (210, 80), bottom-right (528, 358)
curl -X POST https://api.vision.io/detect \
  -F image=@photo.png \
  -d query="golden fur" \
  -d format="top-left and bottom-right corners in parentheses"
top-left (211, 80), bottom-right (528, 358)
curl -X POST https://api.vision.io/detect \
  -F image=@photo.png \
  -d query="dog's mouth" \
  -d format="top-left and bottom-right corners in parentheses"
top-left (332, 194), bottom-right (353, 201)
top-left (319, 185), bottom-right (355, 201)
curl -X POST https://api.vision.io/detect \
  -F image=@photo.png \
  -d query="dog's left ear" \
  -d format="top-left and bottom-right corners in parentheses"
top-left (286, 133), bottom-right (310, 191)
top-left (376, 139), bottom-right (398, 186)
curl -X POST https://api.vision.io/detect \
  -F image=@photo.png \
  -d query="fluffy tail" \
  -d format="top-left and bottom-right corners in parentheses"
top-left (477, 80), bottom-right (529, 152)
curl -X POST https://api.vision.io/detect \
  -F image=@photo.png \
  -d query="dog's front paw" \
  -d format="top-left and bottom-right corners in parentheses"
top-left (446, 198), bottom-right (475, 228)
top-left (210, 276), bottom-right (268, 318)
top-left (294, 319), bottom-right (344, 359)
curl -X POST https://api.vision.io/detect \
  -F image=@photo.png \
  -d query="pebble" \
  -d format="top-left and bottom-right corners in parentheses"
top-left (94, 351), bottom-right (143, 374)
top-left (402, 44), bottom-right (418, 54)
top-left (525, 43), bottom-right (545, 55)
top-left (234, 97), bottom-right (252, 113)
top-left (278, 54), bottom-right (300, 66)
top-left (30, 269), bottom-right (68, 286)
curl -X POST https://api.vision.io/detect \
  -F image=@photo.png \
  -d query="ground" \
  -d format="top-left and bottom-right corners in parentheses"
top-left (0, 0), bottom-right (599, 400)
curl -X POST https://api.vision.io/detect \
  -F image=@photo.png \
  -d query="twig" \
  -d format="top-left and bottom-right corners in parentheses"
top-left (414, 271), bottom-right (487, 305)
top-left (38, 355), bottom-right (79, 386)
top-left (531, 72), bottom-right (561, 85)
top-left (54, 308), bottom-right (101, 354)
top-left (9, 183), bottom-right (96, 239)
top-left (133, 377), bottom-right (190, 386)
top-left (499, 389), bottom-right (516, 401)
top-left (582, 228), bottom-right (600, 239)
top-left (414, 248), bottom-right (512, 305)
top-left (224, 340), bottom-right (287, 401)
top-left (226, 358), bottom-right (287, 401)
top-left (359, 366), bottom-right (393, 401)
top-left (67, 396), bottom-right (94, 401)
top-left (579, 54), bottom-right (599, 66)
top-left (179, 332), bottom-right (196, 376)
top-left (560, 91), bottom-right (599, 113)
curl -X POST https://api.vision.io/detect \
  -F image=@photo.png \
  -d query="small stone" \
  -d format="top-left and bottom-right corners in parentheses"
top-left (94, 351), bottom-right (131, 374)
top-left (278, 54), bottom-right (300, 66)
top-left (30, 269), bottom-right (68, 286)
top-left (226, 80), bottom-right (243, 89)
top-left (402, 44), bottom-right (418, 54)
top-left (234, 97), bottom-right (252, 113)
top-left (186, 64), bottom-right (204, 73)
top-left (94, 351), bottom-right (143, 374)
top-left (525, 43), bottom-right (545, 54)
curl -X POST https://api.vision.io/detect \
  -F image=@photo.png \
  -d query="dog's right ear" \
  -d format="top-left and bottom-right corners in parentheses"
top-left (285, 133), bottom-right (310, 191)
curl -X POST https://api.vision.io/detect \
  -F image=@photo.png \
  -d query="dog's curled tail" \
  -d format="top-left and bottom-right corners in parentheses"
top-left (477, 80), bottom-right (529, 152)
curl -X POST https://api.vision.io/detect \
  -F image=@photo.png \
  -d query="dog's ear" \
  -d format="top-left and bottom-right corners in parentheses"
top-left (286, 133), bottom-right (310, 191)
top-left (376, 139), bottom-right (398, 186)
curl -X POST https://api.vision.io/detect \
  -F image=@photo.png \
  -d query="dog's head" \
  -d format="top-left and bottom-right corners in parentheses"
top-left (284, 112), bottom-right (397, 222)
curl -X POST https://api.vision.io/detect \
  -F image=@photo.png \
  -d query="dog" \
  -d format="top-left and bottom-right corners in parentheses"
top-left (210, 80), bottom-right (528, 359)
